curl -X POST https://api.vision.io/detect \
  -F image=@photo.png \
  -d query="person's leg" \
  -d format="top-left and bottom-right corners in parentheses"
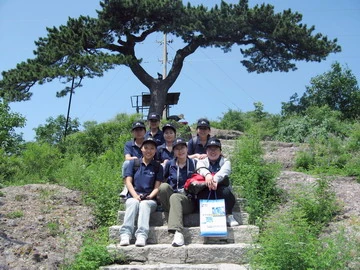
top-left (168, 193), bottom-right (195, 247)
top-left (119, 197), bottom-right (139, 245)
top-left (120, 160), bottom-right (130, 198)
top-left (215, 186), bottom-right (236, 215)
top-left (135, 199), bottom-right (157, 244)
top-left (215, 186), bottom-right (239, 226)
top-left (168, 193), bottom-right (195, 233)
top-left (157, 183), bottom-right (173, 212)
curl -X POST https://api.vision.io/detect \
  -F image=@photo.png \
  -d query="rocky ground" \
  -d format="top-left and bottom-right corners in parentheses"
top-left (0, 185), bottom-right (94, 270)
top-left (0, 139), bottom-right (359, 269)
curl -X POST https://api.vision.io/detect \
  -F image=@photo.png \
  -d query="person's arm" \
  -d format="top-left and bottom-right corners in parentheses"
top-left (125, 176), bottom-right (141, 201)
top-left (125, 154), bottom-right (138, 160)
top-left (147, 180), bottom-right (161, 200)
top-left (196, 159), bottom-right (211, 177)
top-left (147, 166), bottom-right (164, 199)
top-left (124, 142), bottom-right (138, 160)
top-left (213, 157), bottom-right (231, 183)
top-left (124, 160), bottom-right (141, 200)
top-left (196, 158), bottom-right (217, 190)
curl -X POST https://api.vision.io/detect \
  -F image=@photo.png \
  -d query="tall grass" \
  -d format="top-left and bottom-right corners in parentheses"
top-left (250, 178), bottom-right (358, 269)
top-left (231, 132), bottom-right (282, 226)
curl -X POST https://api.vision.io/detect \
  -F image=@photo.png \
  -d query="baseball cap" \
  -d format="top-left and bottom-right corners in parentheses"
top-left (148, 112), bottom-right (161, 121)
top-left (206, 137), bottom-right (221, 149)
top-left (162, 123), bottom-right (176, 133)
top-left (141, 137), bottom-right (157, 148)
top-left (172, 138), bottom-right (187, 148)
top-left (197, 118), bottom-right (210, 128)
top-left (131, 121), bottom-right (146, 130)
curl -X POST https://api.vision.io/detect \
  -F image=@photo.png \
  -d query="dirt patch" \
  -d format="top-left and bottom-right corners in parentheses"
top-left (0, 184), bottom-right (94, 270)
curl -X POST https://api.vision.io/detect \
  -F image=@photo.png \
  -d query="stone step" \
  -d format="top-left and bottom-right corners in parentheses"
top-left (117, 210), bottom-right (249, 227)
top-left (100, 262), bottom-right (249, 270)
top-left (106, 243), bottom-right (253, 265)
top-left (109, 225), bottom-right (259, 245)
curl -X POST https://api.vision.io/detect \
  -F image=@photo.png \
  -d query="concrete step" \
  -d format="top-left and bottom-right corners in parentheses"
top-left (117, 210), bottom-right (249, 227)
top-left (109, 225), bottom-right (259, 245)
top-left (106, 243), bottom-right (253, 265)
top-left (100, 262), bottom-right (249, 270)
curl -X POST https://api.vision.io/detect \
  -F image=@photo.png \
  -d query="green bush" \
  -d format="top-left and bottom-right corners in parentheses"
top-left (294, 131), bottom-right (359, 179)
top-left (344, 153), bottom-right (360, 181)
top-left (231, 133), bottom-right (282, 226)
top-left (0, 148), bottom-right (22, 183)
top-left (346, 122), bottom-right (360, 152)
top-left (251, 178), bottom-right (355, 270)
top-left (63, 113), bottom-right (136, 162)
top-left (276, 106), bottom-right (350, 143)
top-left (251, 208), bottom-right (319, 270)
top-left (14, 142), bottom-right (62, 184)
top-left (291, 178), bottom-right (340, 234)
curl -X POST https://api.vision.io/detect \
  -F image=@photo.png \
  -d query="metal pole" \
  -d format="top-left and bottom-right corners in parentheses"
top-left (64, 77), bottom-right (75, 141)
top-left (163, 34), bottom-right (168, 119)
top-left (163, 33), bottom-right (167, 79)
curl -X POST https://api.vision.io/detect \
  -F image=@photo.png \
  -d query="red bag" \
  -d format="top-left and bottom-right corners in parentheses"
top-left (184, 173), bottom-right (206, 191)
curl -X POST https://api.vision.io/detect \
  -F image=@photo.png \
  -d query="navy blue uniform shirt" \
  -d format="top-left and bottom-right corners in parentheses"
top-left (124, 139), bottom-right (142, 158)
top-left (164, 158), bottom-right (197, 192)
top-left (187, 135), bottom-right (210, 155)
top-left (124, 158), bottom-right (164, 197)
top-left (145, 129), bottom-right (165, 146)
top-left (156, 143), bottom-right (174, 162)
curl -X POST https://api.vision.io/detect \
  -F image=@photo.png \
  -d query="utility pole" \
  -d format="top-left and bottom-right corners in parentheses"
top-left (64, 77), bottom-right (75, 141)
top-left (162, 33), bottom-right (170, 118)
top-left (163, 34), bottom-right (168, 79)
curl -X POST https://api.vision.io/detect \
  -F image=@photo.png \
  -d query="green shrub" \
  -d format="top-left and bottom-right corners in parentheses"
top-left (212, 109), bottom-right (247, 131)
top-left (344, 153), bottom-right (360, 181)
top-left (14, 142), bottom-right (62, 184)
top-left (251, 178), bottom-right (357, 270)
top-left (68, 244), bottom-right (113, 270)
top-left (231, 133), bottom-right (282, 226)
top-left (63, 113), bottom-right (136, 162)
top-left (251, 208), bottom-right (318, 270)
top-left (295, 150), bottom-right (315, 171)
top-left (291, 178), bottom-right (340, 234)
top-left (6, 210), bottom-right (24, 219)
top-left (55, 152), bottom-right (121, 227)
top-left (347, 122), bottom-right (360, 152)
top-left (63, 228), bottom-right (126, 270)
top-left (0, 148), bottom-right (22, 183)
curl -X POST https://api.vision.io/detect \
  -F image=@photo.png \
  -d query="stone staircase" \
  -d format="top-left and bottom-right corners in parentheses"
top-left (101, 199), bottom-right (258, 270)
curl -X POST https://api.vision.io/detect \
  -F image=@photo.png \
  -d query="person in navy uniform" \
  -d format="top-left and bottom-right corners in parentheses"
top-left (156, 123), bottom-right (176, 167)
top-left (158, 138), bottom-right (197, 247)
top-left (145, 112), bottom-right (165, 146)
top-left (120, 121), bottom-right (146, 199)
top-left (119, 137), bottom-right (164, 247)
top-left (187, 118), bottom-right (211, 160)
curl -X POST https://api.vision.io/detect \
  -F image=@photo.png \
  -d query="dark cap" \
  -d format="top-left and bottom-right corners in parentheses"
top-left (172, 138), bottom-right (187, 148)
top-left (148, 112), bottom-right (161, 121)
top-left (162, 123), bottom-right (176, 133)
top-left (132, 121), bottom-right (146, 131)
top-left (197, 118), bottom-right (210, 128)
top-left (206, 137), bottom-right (221, 149)
top-left (141, 137), bottom-right (157, 148)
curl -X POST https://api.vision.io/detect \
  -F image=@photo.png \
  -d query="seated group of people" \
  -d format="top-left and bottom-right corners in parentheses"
top-left (119, 113), bottom-right (239, 248)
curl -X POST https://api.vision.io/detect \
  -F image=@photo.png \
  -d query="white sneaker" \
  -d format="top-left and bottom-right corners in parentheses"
top-left (135, 235), bottom-right (146, 247)
top-left (119, 234), bottom-right (130, 246)
top-left (172, 231), bottom-right (184, 247)
top-left (226, 215), bottom-right (239, 227)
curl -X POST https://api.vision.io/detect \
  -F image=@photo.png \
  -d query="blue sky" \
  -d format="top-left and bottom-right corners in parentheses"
top-left (1, 0), bottom-right (359, 141)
